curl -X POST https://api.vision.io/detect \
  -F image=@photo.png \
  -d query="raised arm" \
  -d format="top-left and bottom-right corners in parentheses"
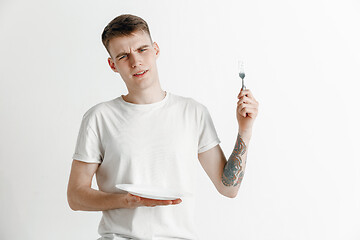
top-left (67, 160), bottom-right (181, 211)
top-left (198, 89), bottom-right (258, 198)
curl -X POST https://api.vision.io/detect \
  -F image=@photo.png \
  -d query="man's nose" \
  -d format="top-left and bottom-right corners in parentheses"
top-left (129, 54), bottom-right (142, 68)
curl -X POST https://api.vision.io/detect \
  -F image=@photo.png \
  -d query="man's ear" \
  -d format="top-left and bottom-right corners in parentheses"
top-left (153, 42), bottom-right (160, 59)
top-left (108, 57), bottom-right (118, 73)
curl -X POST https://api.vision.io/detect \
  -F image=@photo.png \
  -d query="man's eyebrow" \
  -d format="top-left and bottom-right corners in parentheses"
top-left (137, 44), bottom-right (151, 50)
top-left (115, 44), bottom-right (151, 59)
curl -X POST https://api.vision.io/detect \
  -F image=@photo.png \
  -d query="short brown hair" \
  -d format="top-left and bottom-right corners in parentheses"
top-left (101, 14), bottom-right (153, 54)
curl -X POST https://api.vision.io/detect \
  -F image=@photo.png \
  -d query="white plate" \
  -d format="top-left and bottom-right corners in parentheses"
top-left (115, 184), bottom-right (184, 200)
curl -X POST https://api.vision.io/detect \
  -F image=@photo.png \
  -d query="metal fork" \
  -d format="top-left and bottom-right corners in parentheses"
top-left (238, 60), bottom-right (246, 90)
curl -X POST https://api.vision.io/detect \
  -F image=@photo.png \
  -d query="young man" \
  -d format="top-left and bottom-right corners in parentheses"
top-left (67, 14), bottom-right (259, 240)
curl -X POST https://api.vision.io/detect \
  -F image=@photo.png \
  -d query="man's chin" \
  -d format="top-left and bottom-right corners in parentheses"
top-left (131, 78), bottom-right (155, 89)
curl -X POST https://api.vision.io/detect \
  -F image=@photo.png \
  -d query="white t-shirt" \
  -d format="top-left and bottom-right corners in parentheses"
top-left (72, 91), bottom-right (221, 240)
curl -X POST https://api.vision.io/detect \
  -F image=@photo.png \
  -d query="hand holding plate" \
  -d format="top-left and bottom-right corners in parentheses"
top-left (125, 193), bottom-right (182, 208)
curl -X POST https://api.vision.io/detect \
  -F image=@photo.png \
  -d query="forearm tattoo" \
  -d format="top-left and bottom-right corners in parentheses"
top-left (222, 133), bottom-right (247, 187)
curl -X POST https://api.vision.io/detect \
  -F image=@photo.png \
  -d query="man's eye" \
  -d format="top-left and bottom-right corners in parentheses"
top-left (140, 49), bottom-right (147, 52)
top-left (119, 55), bottom-right (126, 60)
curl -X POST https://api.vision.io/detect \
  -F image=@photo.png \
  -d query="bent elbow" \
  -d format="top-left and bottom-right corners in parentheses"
top-left (68, 198), bottom-right (82, 211)
top-left (224, 192), bottom-right (238, 198)
top-left (67, 190), bottom-right (80, 211)
top-left (68, 201), bottom-right (79, 211)
top-left (218, 188), bottom-right (238, 198)
top-left (67, 197), bottom-right (78, 211)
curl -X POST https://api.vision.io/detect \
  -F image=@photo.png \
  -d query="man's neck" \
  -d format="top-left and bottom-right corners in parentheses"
top-left (122, 88), bottom-right (166, 104)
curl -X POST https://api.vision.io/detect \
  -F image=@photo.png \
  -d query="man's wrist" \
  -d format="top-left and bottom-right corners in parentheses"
top-left (238, 128), bottom-right (252, 142)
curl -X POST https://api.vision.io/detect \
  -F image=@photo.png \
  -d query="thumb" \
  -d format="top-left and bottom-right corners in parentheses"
top-left (129, 193), bottom-right (140, 202)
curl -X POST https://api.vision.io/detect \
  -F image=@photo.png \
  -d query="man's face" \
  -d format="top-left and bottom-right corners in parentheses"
top-left (107, 30), bottom-right (160, 92)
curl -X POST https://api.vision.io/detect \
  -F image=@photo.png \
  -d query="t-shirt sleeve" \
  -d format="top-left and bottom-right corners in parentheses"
top-left (72, 112), bottom-right (103, 164)
top-left (197, 105), bottom-right (221, 153)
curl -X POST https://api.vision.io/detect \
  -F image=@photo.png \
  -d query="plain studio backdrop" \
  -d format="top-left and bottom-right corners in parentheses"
top-left (1, 0), bottom-right (359, 239)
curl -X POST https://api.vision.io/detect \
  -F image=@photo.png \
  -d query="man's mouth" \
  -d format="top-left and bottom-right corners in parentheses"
top-left (133, 70), bottom-right (148, 77)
